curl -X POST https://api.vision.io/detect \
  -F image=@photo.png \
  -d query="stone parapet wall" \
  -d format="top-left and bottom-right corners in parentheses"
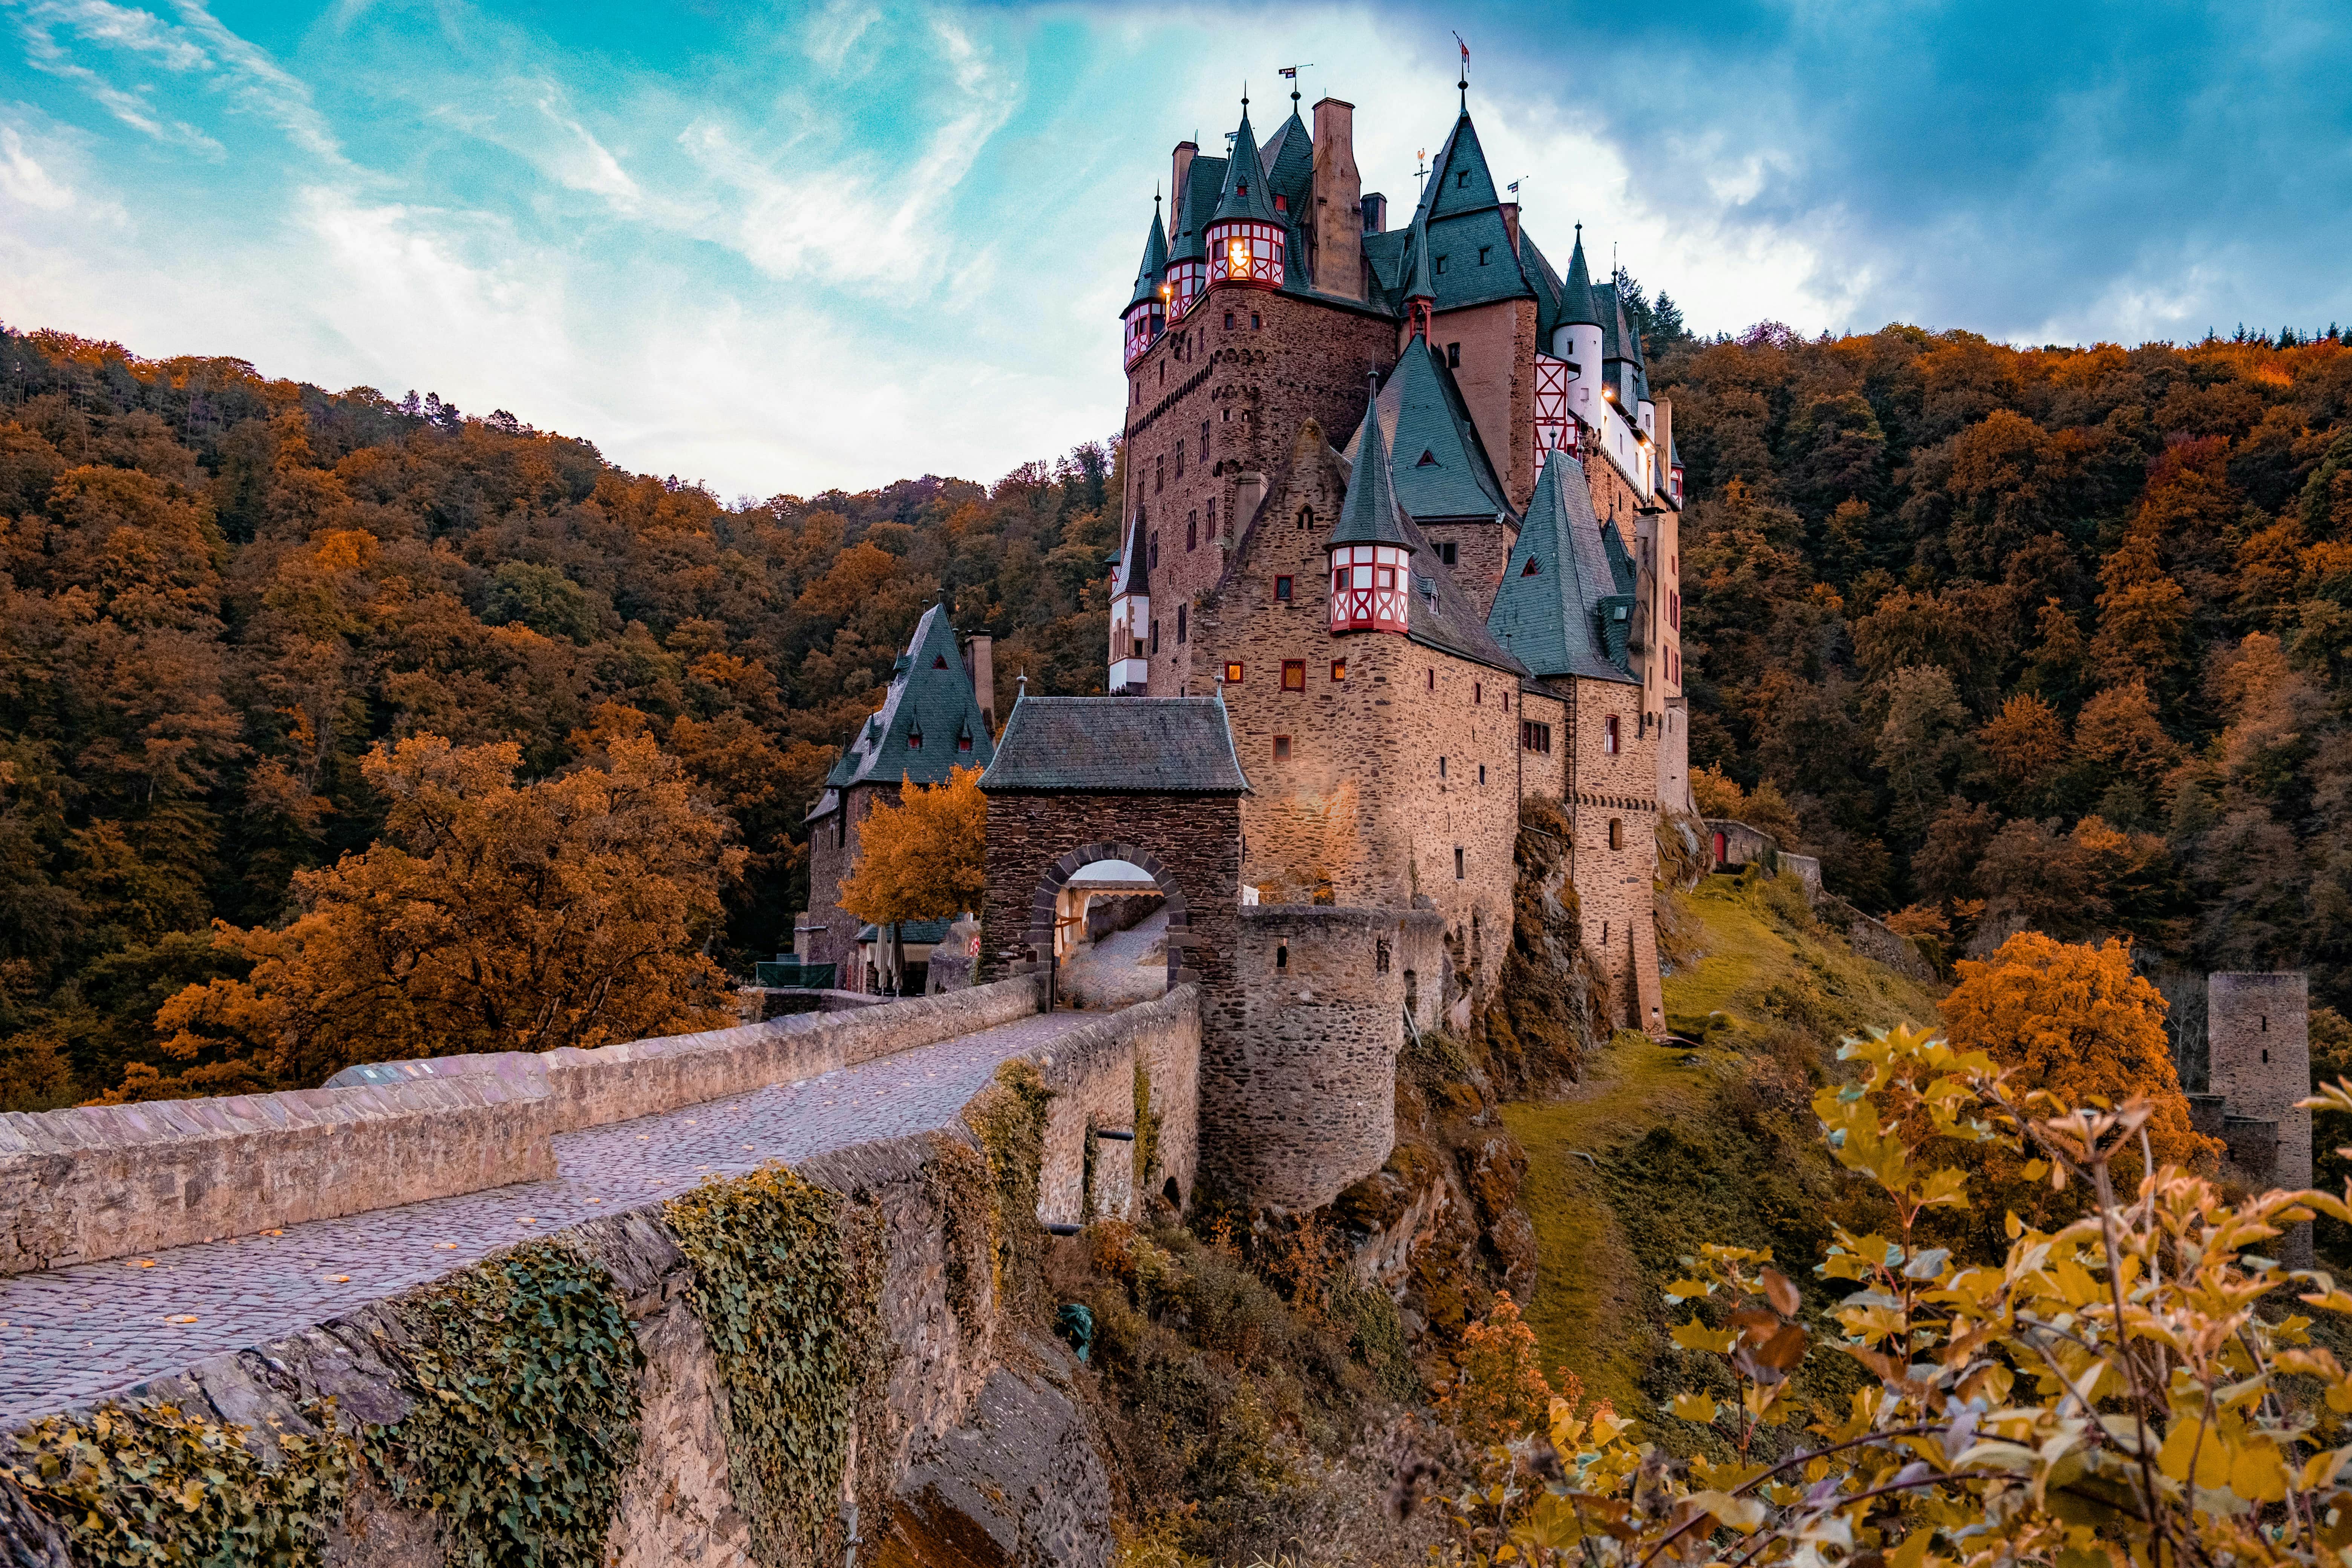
top-left (1029, 986), bottom-right (1203, 1227)
top-left (1209, 906), bottom-right (1440, 1210)
top-left (1, 978), bottom-right (1044, 1278)
top-left (0, 1076), bottom-right (559, 1277)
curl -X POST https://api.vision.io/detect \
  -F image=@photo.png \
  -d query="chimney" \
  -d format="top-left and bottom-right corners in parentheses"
top-left (1311, 98), bottom-right (1363, 302)
top-left (1171, 140), bottom-right (1198, 231)
top-left (1500, 201), bottom-right (1520, 257)
top-left (963, 632), bottom-right (997, 733)
top-left (1234, 471), bottom-right (1268, 532)
top-left (1360, 191), bottom-right (1387, 234)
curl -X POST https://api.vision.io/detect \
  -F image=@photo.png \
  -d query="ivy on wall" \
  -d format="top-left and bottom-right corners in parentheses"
top-left (964, 1059), bottom-right (1055, 1323)
top-left (4, 1398), bottom-right (349, 1567)
top-left (923, 1129), bottom-right (998, 1337)
top-left (1133, 1058), bottom-right (1163, 1194)
top-left (664, 1164), bottom-right (878, 1566)
top-left (364, 1238), bottom-right (643, 1568)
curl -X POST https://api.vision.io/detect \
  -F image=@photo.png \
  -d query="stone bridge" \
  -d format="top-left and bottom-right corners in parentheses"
top-left (0, 978), bottom-right (1201, 1565)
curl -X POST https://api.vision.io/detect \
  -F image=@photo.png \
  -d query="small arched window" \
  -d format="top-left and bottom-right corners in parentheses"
top-left (1297, 506), bottom-right (1313, 531)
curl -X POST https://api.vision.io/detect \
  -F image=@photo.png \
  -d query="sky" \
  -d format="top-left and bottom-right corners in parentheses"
top-left (2, 1), bottom-right (2348, 499)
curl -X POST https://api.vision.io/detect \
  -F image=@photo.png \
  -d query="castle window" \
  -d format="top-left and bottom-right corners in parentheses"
top-left (1225, 662), bottom-right (1243, 683)
top-left (1435, 254), bottom-right (1447, 274)
top-left (1275, 575), bottom-right (1293, 601)
top-left (1609, 818), bottom-right (1624, 850)
top-left (1478, 763), bottom-right (1486, 784)
top-left (906, 727), bottom-right (921, 750)
top-left (1416, 449), bottom-right (1438, 467)
top-left (1427, 669), bottom-right (1435, 691)
top-left (1502, 691), bottom-right (1509, 712)
top-left (1177, 605), bottom-right (1187, 642)
top-left (1376, 939), bottom-right (1391, 975)
top-left (1155, 455), bottom-right (1164, 492)
top-left (1605, 715), bottom-right (1620, 754)
top-left (1478, 246), bottom-right (1491, 266)
top-left (1251, 312), bottom-right (1262, 330)
top-left (1188, 514), bottom-right (1197, 550)
top-left (1201, 420), bottom-right (1210, 458)
top-left (1275, 193), bottom-right (1288, 211)
top-left (1455, 847), bottom-right (1465, 879)
top-left (1436, 541), bottom-right (1458, 566)
top-left (1331, 658), bottom-right (1346, 681)
top-left (1522, 557), bottom-right (1540, 576)
top-left (1149, 531), bottom-right (1159, 568)
top-left (1475, 682), bottom-right (1482, 704)
top-left (1447, 342), bottom-right (1461, 369)
top-left (1150, 620), bottom-right (1159, 654)
top-left (1273, 734), bottom-right (1292, 760)
top-left (1210, 497), bottom-right (1219, 534)
top-left (933, 655), bottom-right (948, 668)
top-left (1175, 444), bottom-right (1184, 478)
top-left (1276, 942), bottom-right (1288, 971)
top-left (1602, 921), bottom-right (1610, 944)
top-left (958, 729), bottom-right (973, 752)
top-left (1282, 660), bottom-right (1306, 691)
top-left (1521, 720), bottom-right (1552, 754)
top-left (1225, 311), bottom-right (1236, 329)
top-left (1438, 755), bottom-right (1447, 778)
top-left (1377, 565), bottom-right (1395, 589)
top-left (1296, 506), bottom-right (1312, 531)
top-left (1456, 169), bottom-right (1469, 188)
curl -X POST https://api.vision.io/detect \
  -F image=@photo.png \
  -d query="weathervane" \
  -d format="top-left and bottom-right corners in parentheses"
top-left (1278, 63), bottom-right (1313, 107)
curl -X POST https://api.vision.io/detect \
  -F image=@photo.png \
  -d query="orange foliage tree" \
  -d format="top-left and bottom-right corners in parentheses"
top-left (838, 765), bottom-right (988, 946)
top-left (1437, 1296), bottom-right (1597, 1449)
top-left (143, 732), bottom-right (743, 1095)
top-left (1935, 931), bottom-right (2220, 1236)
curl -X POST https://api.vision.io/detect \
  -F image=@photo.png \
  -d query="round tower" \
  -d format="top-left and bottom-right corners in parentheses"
top-left (2208, 971), bottom-right (2312, 1264)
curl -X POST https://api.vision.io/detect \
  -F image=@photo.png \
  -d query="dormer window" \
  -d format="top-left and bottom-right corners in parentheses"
top-left (1435, 254), bottom-right (1448, 274)
top-left (1274, 193), bottom-right (1287, 211)
top-left (1416, 449), bottom-right (1438, 467)
top-left (933, 655), bottom-right (948, 668)
top-left (907, 727), bottom-right (923, 750)
top-left (1478, 246), bottom-right (1491, 266)
top-left (1456, 170), bottom-right (1469, 188)
top-left (1522, 557), bottom-right (1541, 576)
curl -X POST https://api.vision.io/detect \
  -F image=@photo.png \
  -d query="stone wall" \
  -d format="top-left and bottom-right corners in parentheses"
top-left (1121, 287), bottom-right (1398, 699)
top-left (2, 1006), bottom-right (1150, 1566)
top-left (1554, 675), bottom-right (1663, 1034)
top-left (802, 781), bottom-right (879, 973)
top-left (1429, 297), bottom-right (1538, 510)
top-left (0, 979), bottom-right (1043, 1277)
top-left (1212, 906), bottom-right (1442, 1210)
top-left (1030, 985), bottom-right (1203, 1226)
top-left (2210, 971), bottom-right (2312, 1267)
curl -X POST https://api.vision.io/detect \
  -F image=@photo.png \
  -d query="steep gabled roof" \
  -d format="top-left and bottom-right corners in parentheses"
top-left (818, 603), bottom-right (998, 797)
top-left (1127, 202), bottom-right (1169, 312)
top-left (979, 696), bottom-right (1251, 794)
top-left (1262, 108), bottom-right (1315, 213)
top-left (1343, 337), bottom-right (1511, 522)
top-left (1211, 106), bottom-right (1282, 225)
top-left (1112, 508), bottom-right (1149, 598)
top-left (1426, 111), bottom-right (1501, 220)
top-left (1485, 454), bottom-right (1640, 686)
top-left (1327, 373), bottom-right (1413, 550)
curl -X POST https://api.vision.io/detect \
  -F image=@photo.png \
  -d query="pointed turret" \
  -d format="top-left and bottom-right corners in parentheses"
top-left (1205, 96), bottom-right (1287, 289)
top-left (1561, 231), bottom-right (1600, 327)
top-left (1122, 197), bottom-right (1170, 365)
top-left (1108, 509), bottom-right (1151, 692)
top-left (1329, 373), bottom-right (1415, 635)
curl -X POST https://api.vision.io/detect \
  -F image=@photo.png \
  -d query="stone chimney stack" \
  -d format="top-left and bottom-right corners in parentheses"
top-left (1311, 98), bottom-right (1363, 302)
top-left (963, 632), bottom-right (997, 734)
top-left (1171, 140), bottom-right (1198, 230)
top-left (1233, 472), bottom-right (1268, 532)
top-left (1361, 192), bottom-right (1386, 233)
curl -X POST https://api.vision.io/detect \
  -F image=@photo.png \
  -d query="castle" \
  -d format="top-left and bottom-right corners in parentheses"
top-left (797, 77), bottom-right (1695, 1208)
top-left (1104, 78), bottom-right (1690, 1030)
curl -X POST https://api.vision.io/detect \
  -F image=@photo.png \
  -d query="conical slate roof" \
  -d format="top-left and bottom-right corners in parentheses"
top-left (1112, 508), bottom-right (1149, 598)
top-left (1328, 375), bottom-right (1414, 550)
top-left (1485, 454), bottom-right (1639, 686)
top-left (1401, 213), bottom-right (1436, 302)
top-left (1561, 233), bottom-right (1600, 328)
top-left (819, 603), bottom-right (998, 794)
top-left (1127, 202), bottom-right (1168, 311)
top-left (1211, 105), bottom-right (1282, 225)
top-left (1343, 336), bottom-right (1510, 522)
top-left (1168, 153), bottom-right (1227, 264)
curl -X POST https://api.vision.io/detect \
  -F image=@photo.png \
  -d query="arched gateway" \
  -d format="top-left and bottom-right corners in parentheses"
top-left (974, 696), bottom-right (1249, 1013)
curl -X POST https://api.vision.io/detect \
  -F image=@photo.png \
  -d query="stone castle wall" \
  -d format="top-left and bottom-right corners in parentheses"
top-left (1191, 425), bottom-right (1521, 1007)
top-left (1122, 288), bottom-right (1399, 697)
top-left (1422, 297), bottom-right (1539, 511)
top-left (1031, 985), bottom-right (1203, 1227)
top-left (802, 782), bottom-right (877, 972)
top-left (1212, 905), bottom-right (1445, 1210)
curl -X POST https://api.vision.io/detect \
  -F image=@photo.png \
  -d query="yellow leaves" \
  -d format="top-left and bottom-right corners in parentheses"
top-left (1663, 1278), bottom-right (1709, 1302)
top-left (838, 765), bottom-right (988, 928)
top-left (1681, 1489), bottom-right (1766, 1533)
top-left (1670, 1318), bottom-right (1738, 1355)
top-left (1670, 1392), bottom-right (1718, 1424)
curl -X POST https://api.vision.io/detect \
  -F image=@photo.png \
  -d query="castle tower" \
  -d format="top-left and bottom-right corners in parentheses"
top-left (1122, 195), bottom-right (1170, 366)
top-left (2208, 974), bottom-right (2312, 1267)
top-left (1326, 373), bottom-right (1415, 634)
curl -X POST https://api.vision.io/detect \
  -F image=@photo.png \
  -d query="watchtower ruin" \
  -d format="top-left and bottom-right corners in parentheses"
top-left (2203, 971), bottom-right (2312, 1265)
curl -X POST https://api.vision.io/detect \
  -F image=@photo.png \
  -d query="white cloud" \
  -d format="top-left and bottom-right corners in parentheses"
top-left (0, 122), bottom-right (79, 209)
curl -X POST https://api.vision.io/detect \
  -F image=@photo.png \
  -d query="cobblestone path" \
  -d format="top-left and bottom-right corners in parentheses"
top-left (0, 1010), bottom-right (1095, 1424)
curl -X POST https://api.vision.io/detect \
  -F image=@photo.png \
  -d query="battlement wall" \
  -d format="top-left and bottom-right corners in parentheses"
top-left (0, 976), bottom-right (1044, 1275)
top-left (1205, 905), bottom-right (1444, 1210)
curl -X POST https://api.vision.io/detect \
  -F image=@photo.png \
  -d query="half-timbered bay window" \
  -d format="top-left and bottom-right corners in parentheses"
top-left (1205, 218), bottom-right (1284, 287)
top-left (1328, 543), bottom-right (1412, 633)
top-left (1122, 296), bottom-right (1165, 366)
top-left (1168, 259), bottom-right (1205, 317)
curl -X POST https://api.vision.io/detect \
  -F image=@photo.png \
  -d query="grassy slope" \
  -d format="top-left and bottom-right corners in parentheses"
top-left (1501, 873), bottom-right (1945, 1424)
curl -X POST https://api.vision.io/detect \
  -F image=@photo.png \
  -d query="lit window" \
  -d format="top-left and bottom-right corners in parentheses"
top-left (1274, 575), bottom-right (1293, 601)
top-left (1273, 735), bottom-right (1292, 761)
top-left (1282, 660), bottom-right (1306, 691)
top-left (1224, 662), bottom-right (1244, 683)
top-left (1331, 658), bottom-right (1346, 681)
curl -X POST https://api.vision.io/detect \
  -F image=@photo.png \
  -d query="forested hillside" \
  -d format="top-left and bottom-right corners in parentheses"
top-left (0, 327), bottom-right (1115, 1104)
top-left (1653, 324), bottom-right (2352, 1015)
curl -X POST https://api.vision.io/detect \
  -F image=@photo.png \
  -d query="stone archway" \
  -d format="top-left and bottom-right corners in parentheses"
top-left (1027, 841), bottom-right (1191, 995)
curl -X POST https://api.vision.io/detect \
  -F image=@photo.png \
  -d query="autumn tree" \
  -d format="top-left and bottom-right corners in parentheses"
top-left (837, 765), bottom-right (988, 983)
top-left (144, 732), bottom-right (744, 1093)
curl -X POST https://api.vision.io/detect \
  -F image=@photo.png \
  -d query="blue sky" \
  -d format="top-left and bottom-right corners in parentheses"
top-left (3, 1), bottom-right (2347, 498)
